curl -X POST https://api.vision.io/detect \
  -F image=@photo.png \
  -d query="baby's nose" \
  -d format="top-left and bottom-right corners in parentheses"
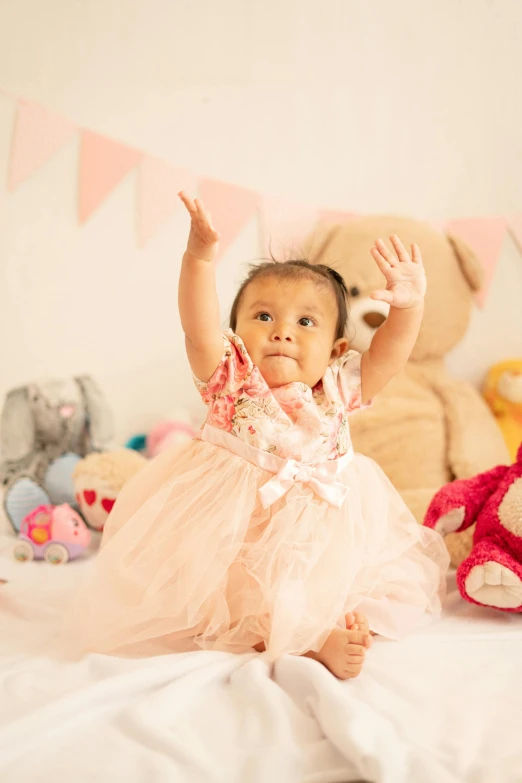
top-left (272, 324), bottom-right (293, 341)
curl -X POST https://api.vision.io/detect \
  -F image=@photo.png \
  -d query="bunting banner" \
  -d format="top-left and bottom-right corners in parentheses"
top-left (1, 88), bottom-right (521, 306)
top-left (8, 99), bottom-right (76, 191)
top-left (78, 130), bottom-right (142, 223)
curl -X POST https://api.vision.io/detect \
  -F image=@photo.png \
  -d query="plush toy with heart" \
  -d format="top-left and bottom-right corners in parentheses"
top-left (73, 449), bottom-right (147, 531)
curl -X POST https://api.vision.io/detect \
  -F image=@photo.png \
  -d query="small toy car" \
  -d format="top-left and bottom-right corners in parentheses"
top-left (13, 504), bottom-right (91, 565)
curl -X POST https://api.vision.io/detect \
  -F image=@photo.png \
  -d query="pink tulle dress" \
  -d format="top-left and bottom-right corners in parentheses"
top-left (67, 332), bottom-right (449, 659)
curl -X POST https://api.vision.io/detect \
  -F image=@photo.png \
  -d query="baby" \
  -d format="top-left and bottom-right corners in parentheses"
top-left (66, 193), bottom-right (448, 679)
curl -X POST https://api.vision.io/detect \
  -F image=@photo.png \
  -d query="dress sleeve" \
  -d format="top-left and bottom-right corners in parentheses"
top-left (335, 350), bottom-right (371, 413)
top-left (192, 332), bottom-right (254, 403)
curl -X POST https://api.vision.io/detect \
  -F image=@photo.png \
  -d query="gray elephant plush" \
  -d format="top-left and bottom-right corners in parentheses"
top-left (0, 376), bottom-right (113, 532)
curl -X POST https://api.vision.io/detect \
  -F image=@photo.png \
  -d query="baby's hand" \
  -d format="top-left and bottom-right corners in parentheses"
top-left (179, 191), bottom-right (220, 263)
top-left (370, 235), bottom-right (426, 309)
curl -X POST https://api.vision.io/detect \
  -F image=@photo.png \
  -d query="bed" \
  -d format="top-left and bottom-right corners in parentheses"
top-left (0, 526), bottom-right (521, 783)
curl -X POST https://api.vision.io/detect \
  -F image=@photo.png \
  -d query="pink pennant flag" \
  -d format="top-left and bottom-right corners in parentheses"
top-left (318, 209), bottom-right (362, 225)
top-left (138, 156), bottom-right (196, 246)
top-left (508, 213), bottom-right (522, 254)
top-left (259, 196), bottom-right (319, 260)
top-left (445, 216), bottom-right (508, 307)
top-left (198, 179), bottom-right (259, 263)
top-left (8, 100), bottom-right (76, 191)
top-left (78, 130), bottom-right (142, 223)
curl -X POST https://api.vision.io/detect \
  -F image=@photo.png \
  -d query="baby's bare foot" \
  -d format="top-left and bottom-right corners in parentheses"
top-left (306, 627), bottom-right (372, 680)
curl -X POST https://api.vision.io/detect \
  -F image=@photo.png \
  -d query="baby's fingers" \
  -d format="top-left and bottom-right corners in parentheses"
top-left (389, 234), bottom-right (410, 263)
top-left (374, 239), bottom-right (397, 267)
top-left (370, 246), bottom-right (392, 277)
top-left (370, 289), bottom-right (394, 305)
top-left (194, 199), bottom-right (218, 233)
top-left (411, 242), bottom-right (423, 264)
top-left (178, 191), bottom-right (197, 215)
top-left (194, 198), bottom-right (210, 221)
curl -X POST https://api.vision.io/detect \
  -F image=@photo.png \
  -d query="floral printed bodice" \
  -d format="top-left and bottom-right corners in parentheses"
top-left (194, 331), bottom-right (366, 463)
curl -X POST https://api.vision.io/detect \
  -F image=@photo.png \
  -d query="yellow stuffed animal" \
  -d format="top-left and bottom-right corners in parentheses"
top-left (483, 360), bottom-right (522, 461)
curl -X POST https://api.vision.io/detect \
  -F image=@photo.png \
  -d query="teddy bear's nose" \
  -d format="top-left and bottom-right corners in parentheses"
top-left (363, 312), bottom-right (387, 329)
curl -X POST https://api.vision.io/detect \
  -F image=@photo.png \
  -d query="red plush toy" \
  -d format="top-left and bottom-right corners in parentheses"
top-left (424, 442), bottom-right (522, 611)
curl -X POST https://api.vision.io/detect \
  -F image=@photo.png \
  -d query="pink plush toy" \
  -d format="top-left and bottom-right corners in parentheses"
top-left (146, 419), bottom-right (196, 458)
top-left (424, 442), bottom-right (522, 611)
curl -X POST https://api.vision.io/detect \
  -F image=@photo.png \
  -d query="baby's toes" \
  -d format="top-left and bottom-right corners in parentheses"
top-left (346, 629), bottom-right (367, 646)
top-left (346, 629), bottom-right (373, 649)
top-left (352, 612), bottom-right (370, 635)
top-left (343, 644), bottom-right (366, 679)
top-left (343, 663), bottom-right (363, 679)
top-left (346, 643), bottom-right (365, 662)
top-left (344, 612), bottom-right (355, 628)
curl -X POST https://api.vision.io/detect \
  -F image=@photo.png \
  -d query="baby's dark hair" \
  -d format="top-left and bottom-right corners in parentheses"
top-left (229, 259), bottom-right (349, 340)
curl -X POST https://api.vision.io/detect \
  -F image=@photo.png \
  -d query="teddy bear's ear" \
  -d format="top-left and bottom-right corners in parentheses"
top-left (446, 233), bottom-right (484, 293)
top-left (302, 224), bottom-right (343, 265)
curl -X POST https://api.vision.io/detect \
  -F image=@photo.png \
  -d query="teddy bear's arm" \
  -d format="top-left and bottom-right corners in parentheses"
top-left (424, 464), bottom-right (509, 536)
top-left (436, 376), bottom-right (509, 479)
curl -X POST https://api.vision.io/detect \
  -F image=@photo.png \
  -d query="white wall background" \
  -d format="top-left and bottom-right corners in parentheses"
top-left (0, 0), bottom-right (521, 443)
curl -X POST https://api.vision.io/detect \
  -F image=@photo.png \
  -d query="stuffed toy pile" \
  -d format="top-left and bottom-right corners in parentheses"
top-left (305, 215), bottom-right (509, 565)
top-left (0, 376), bottom-right (113, 532)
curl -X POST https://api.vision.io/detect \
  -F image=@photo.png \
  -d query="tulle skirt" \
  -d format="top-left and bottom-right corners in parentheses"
top-left (64, 437), bottom-right (449, 660)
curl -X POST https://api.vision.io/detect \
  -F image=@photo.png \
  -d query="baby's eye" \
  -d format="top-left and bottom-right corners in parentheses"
top-left (299, 317), bottom-right (315, 327)
top-left (256, 312), bottom-right (272, 322)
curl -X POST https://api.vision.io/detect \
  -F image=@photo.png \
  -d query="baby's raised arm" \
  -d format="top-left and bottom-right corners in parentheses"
top-left (360, 235), bottom-right (426, 402)
top-left (178, 192), bottom-right (224, 382)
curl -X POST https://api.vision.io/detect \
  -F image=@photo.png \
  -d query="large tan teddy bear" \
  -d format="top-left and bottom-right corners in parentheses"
top-left (304, 216), bottom-right (509, 565)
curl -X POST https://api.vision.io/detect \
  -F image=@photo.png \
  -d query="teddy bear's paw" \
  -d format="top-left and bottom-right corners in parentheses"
top-left (434, 506), bottom-right (465, 536)
top-left (465, 561), bottom-right (522, 609)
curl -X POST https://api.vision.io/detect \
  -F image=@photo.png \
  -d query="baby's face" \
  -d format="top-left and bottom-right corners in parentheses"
top-left (235, 276), bottom-right (348, 388)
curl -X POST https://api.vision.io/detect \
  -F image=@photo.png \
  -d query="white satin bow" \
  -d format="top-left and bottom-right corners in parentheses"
top-left (258, 457), bottom-right (350, 509)
top-left (199, 423), bottom-right (354, 510)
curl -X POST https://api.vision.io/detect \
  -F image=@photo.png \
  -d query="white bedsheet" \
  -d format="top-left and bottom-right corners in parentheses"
top-left (1, 531), bottom-right (521, 783)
